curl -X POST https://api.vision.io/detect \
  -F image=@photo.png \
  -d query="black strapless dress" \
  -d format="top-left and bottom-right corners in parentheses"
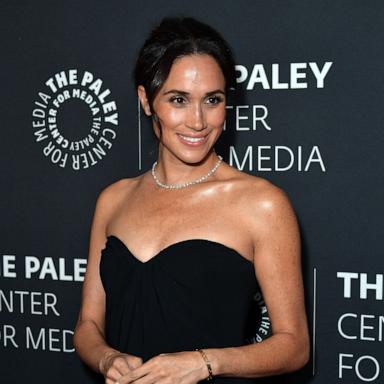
top-left (99, 235), bottom-right (260, 383)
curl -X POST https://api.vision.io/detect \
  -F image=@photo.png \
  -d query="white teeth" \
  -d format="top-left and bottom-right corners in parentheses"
top-left (179, 134), bottom-right (205, 142)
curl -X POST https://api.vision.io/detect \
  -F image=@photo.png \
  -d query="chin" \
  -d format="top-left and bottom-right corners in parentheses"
top-left (178, 150), bottom-right (215, 165)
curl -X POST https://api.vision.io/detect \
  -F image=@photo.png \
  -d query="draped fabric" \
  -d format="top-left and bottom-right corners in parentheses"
top-left (100, 235), bottom-right (259, 383)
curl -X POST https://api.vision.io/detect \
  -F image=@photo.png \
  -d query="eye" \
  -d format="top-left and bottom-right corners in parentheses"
top-left (169, 96), bottom-right (186, 104)
top-left (206, 95), bottom-right (224, 105)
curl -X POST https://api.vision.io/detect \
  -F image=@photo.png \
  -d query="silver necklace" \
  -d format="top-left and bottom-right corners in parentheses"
top-left (151, 155), bottom-right (223, 189)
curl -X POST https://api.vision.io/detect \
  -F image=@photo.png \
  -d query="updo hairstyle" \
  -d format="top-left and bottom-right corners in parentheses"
top-left (134, 16), bottom-right (236, 131)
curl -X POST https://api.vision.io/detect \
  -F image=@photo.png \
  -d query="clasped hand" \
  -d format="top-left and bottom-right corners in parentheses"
top-left (103, 350), bottom-right (208, 384)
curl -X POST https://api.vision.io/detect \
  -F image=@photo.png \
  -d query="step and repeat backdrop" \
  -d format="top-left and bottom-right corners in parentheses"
top-left (1, 1), bottom-right (383, 383)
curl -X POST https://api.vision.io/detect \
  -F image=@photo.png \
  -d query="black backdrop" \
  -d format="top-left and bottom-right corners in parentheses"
top-left (1, 1), bottom-right (384, 383)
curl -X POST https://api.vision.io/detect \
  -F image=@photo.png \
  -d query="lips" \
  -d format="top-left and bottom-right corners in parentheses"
top-left (177, 133), bottom-right (208, 145)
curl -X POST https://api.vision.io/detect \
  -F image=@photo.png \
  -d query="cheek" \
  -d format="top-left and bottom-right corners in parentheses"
top-left (208, 107), bottom-right (226, 127)
top-left (157, 105), bottom-right (184, 126)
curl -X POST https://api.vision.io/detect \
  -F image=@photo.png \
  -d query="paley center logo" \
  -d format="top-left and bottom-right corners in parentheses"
top-left (32, 69), bottom-right (118, 170)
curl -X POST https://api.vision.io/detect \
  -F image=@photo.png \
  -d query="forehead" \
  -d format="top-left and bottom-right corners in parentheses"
top-left (162, 54), bottom-right (225, 91)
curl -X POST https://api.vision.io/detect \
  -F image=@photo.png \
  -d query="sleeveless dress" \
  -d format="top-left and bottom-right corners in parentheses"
top-left (99, 235), bottom-right (261, 383)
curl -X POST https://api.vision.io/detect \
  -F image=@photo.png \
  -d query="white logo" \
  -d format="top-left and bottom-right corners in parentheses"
top-left (248, 291), bottom-right (272, 343)
top-left (32, 69), bottom-right (118, 170)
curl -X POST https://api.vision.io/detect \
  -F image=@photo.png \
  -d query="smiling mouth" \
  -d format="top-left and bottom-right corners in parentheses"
top-left (177, 134), bottom-right (208, 143)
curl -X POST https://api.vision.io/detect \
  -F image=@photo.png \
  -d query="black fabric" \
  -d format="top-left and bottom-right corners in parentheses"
top-left (100, 235), bottom-right (259, 383)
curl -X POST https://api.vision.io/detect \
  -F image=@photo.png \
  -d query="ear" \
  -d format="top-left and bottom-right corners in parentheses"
top-left (137, 85), bottom-right (152, 116)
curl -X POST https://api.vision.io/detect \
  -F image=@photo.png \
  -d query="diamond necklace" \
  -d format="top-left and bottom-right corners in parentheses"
top-left (151, 155), bottom-right (223, 189)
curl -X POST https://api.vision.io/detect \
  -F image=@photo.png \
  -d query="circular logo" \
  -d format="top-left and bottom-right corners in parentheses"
top-left (32, 69), bottom-right (118, 170)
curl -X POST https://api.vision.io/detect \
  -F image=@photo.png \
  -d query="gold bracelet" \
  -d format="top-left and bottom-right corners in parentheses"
top-left (196, 348), bottom-right (213, 381)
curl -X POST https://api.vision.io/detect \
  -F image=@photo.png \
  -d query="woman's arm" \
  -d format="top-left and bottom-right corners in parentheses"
top-left (73, 186), bottom-right (117, 372)
top-left (205, 182), bottom-right (310, 378)
top-left (73, 182), bottom-right (143, 378)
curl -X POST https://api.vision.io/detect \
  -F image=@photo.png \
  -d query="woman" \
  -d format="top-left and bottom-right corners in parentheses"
top-left (73, 16), bottom-right (310, 384)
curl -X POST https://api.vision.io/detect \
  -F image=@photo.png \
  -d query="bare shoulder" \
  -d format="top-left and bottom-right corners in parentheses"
top-left (95, 174), bottom-right (143, 212)
top-left (244, 175), bottom-right (293, 214)
top-left (222, 165), bottom-right (297, 228)
top-left (223, 167), bottom-right (301, 266)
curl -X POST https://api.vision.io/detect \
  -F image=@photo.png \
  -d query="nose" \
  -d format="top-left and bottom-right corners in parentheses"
top-left (186, 103), bottom-right (206, 131)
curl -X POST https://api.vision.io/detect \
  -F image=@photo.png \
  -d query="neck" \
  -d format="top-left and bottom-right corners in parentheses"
top-left (154, 148), bottom-right (220, 186)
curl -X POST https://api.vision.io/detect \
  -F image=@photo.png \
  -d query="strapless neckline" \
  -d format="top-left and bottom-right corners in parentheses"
top-left (105, 235), bottom-right (254, 266)
top-left (100, 234), bottom-right (259, 373)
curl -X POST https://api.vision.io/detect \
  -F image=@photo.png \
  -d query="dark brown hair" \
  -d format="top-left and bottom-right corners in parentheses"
top-left (134, 16), bottom-right (236, 133)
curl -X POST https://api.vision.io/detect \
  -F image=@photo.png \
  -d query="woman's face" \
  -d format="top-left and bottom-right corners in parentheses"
top-left (140, 53), bottom-right (226, 164)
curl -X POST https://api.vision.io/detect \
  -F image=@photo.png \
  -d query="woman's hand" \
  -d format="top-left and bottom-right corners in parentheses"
top-left (115, 350), bottom-right (208, 384)
top-left (99, 349), bottom-right (143, 384)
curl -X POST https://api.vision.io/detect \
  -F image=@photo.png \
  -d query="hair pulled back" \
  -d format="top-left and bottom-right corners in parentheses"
top-left (134, 16), bottom-right (237, 115)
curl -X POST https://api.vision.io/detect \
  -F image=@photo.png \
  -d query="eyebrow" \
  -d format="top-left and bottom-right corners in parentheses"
top-left (162, 89), bottom-right (225, 96)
